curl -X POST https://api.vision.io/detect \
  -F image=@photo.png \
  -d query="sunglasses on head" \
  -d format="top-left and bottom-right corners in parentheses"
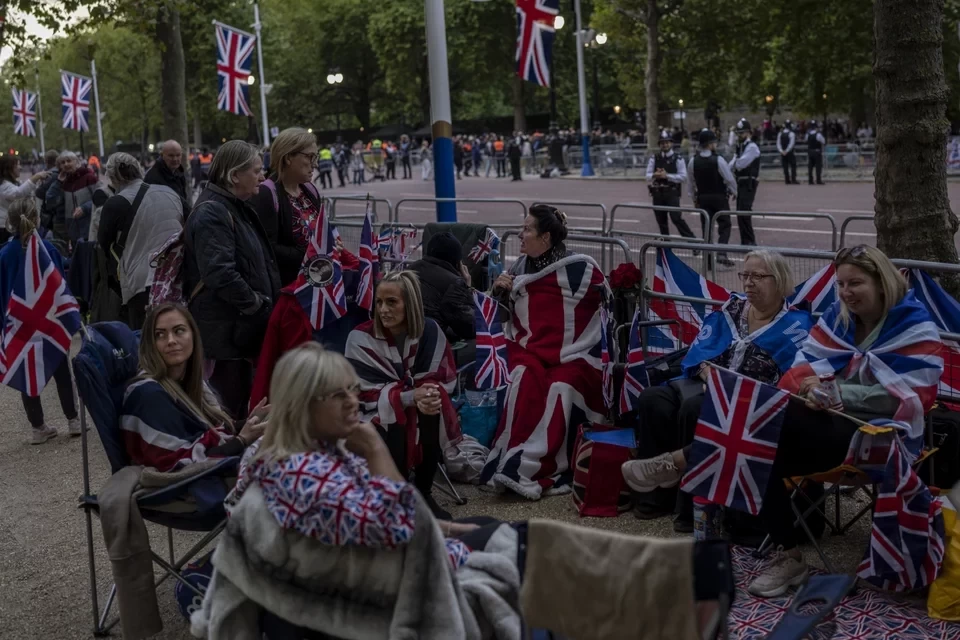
top-left (835, 245), bottom-right (868, 263)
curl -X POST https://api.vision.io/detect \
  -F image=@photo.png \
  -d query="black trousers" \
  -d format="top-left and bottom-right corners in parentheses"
top-left (496, 156), bottom-right (507, 177)
top-left (455, 159), bottom-right (463, 178)
top-left (759, 401), bottom-right (858, 550)
top-left (22, 357), bottom-right (77, 428)
top-left (697, 193), bottom-right (732, 247)
top-left (808, 151), bottom-right (823, 184)
top-left (652, 192), bottom-right (695, 238)
top-left (337, 167), bottom-right (347, 187)
top-left (401, 157), bottom-right (412, 179)
top-left (126, 289), bottom-right (150, 331)
top-left (735, 181), bottom-right (758, 246)
top-left (781, 152), bottom-right (797, 184)
top-left (319, 170), bottom-right (332, 189)
top-left (510, 156), bottom-right (522, 180)
top-left (208, 359), bottom-right (254, 421)
top-left (381, 411), bottom-right (442, 497)
top-left (385, 162), bottom-right (396, 180)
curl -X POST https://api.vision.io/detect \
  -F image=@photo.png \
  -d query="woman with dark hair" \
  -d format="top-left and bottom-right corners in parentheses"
top-left (121, 303), bottom-right (267, 471)
top-left (0, 154), bottom-right (49, 244)
top-left (481, 205), bottom-right (609, 500)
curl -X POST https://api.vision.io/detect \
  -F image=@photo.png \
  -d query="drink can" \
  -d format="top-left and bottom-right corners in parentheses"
top-left (693, 496), bottom-right (724, 541)
top-left (817, 373), bottom-right (844, 410)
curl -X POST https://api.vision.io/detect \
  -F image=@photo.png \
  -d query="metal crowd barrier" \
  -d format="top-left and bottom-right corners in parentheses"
top-left (839, 215), bottom-right (875, 248)
top-left (500, 230), bottom-right (631, 272)
top-left (326, 196), bottom-right (393, 223)
top-left (711, 211), bottom-right (839, 251)
top-left (608, 202), bottom-right (709, 238)
top-left (530, 200), bottom-right (608, 234)
top-left (393, 197), bottom-right (527, 224)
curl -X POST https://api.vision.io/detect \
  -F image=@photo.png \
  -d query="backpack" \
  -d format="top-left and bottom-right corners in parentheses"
top-left (261, 179), bottom-right (321, 214)
top-left (147, 213), bottom-right (234, 308)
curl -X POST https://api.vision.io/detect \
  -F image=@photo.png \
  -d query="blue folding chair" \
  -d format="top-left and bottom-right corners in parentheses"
top-left (74, 322), bottom-right (239, 636)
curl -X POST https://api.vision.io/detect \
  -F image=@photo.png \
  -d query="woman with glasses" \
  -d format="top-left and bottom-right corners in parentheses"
top-left (622, 250), bottom-right (813, 528)
top-left (253, 127), bottom-right (322, 287)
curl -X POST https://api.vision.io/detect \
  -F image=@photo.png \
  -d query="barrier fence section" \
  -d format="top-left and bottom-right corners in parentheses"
top-left (839, 215), bottom-right (876, 248)
top-left (393, 197), bottom-right (527, 224)
top-left (711, 210), bottom-right (839, 252)
top-left (327, 196), bottom-right (393, 223)
top-left (500, 231), bottom-right (631, 272)
top-left (530, 200), bottom-right (608, 234)
top-left (608, 203), bottom-right (710, 267)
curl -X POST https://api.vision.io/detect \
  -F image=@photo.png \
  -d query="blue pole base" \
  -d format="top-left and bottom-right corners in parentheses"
top-left (580, 135), bottom-right (595, 177)
top-left (432, 135), bottom-right (457, 222)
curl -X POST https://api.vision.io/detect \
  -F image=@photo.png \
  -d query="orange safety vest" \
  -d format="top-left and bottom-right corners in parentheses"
top-left (88, 155), bottom-right (100, 169)
top-left (494, 140), bottom-right (504, 153)
top-left (463, 143), bottom-right (472, 152)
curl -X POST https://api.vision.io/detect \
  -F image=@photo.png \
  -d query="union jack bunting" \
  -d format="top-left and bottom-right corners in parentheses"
top-left (60, 71), bottom-right (92, 132)
top-left (515, 0), bottom-right (560, 87)
top-left (12, 88), bottom-right (37, 137)
top-left (599, 305), bottom-right (613, 410)
top-left (680, 366), bottom-right (789, 515)
top-left (473, 291), bottom-right (510, 390)
top-left (788, 263), bottom-right (836, 314)
top-left (215, 22), bottom-right (255, 116)
top-left (292, 201), bottom-right (347, 331)
top-left (619, 306), bottom-right (649, 415)
top-left (468, 227), bottom-right (501, 263)
top-left (356, 202), bottom-right (379, 313)
top-left (0, 233), bottom-right (81, 396)
top-left (386, 228), bottom-right (419, 265)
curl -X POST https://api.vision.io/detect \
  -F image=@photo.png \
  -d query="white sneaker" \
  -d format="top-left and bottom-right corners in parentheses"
top-left (748, 547), bottom-right (809, 598)
top-left (68, 418), bottom-right (84, 436)
top-left (30, 424), bottom-right (58, 445)
top-left (621, 452), bottom-right (682, 493)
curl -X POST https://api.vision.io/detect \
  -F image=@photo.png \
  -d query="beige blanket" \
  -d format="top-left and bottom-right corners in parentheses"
top-left (520, 519), bottom-right (698, 640)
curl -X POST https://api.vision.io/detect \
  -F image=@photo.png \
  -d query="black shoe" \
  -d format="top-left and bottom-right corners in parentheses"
top-left (673, 515), bottom-right (694, 534)
top-left (424, 494), bottom-right (452, 521)
top-left (717, 256), bottom-right (735, 268)
top-left (633, 502), bottom-right (672, 521)
top-left (817, 181), bottom-right (825, 185)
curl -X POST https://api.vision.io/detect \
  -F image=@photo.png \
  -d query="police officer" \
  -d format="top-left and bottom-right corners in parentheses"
top-left (688, 129), bottom-right (738, 267)
top-left (730, 118), bottom-right (760, 246)
top-left (646, 130), bottom-right (694, 238)
top-left (806, 120), bottom-right (826, 185)
top-left (777, 120), bottom-right (798, 185)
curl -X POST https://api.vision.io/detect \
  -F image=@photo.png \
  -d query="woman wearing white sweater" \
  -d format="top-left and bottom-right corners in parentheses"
top-left (0, 154), bottom-right (48, 244)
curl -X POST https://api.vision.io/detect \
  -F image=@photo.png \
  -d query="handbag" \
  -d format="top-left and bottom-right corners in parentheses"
top-left (668, 376), bottom-right (706, 404)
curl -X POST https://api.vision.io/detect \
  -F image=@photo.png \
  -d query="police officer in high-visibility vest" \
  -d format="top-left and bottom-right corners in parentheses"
top-left (730, 118), bottom-right (760, 246)
top-left (806, 120), bottom-right (826, 185)
top-left (646, 130), bottom-right (694, 239)
top-left (777, 120), bottom-right (798, 185)
top-left (688, 128), bottom-right (738, 267)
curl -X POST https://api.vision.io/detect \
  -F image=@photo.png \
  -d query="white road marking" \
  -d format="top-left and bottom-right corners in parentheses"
top-left (816, 209), bottom-right (874, 214)
top-left (401, 206), bottom-right (479, 214)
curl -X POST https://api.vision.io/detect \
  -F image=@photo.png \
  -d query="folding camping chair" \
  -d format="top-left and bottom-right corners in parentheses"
top-left (74, 322), bottom-right (239, 636)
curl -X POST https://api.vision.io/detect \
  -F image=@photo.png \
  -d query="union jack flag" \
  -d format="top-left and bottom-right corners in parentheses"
top-left (12, 88), bottom-right (37, 137)
top-left (383, 227), bottom-right (419, 265)
top-left (906, 268), bottom-right (960, 403)
top-left (293, 201), bottom-right (347, 331)
top-left (788, 263), bottom-right (836, 314)
top-left (516, 0), bottom-right (560, 87)
top-left (680, 366), bottom-right (789, 515)
top-left (473, 291), bottom-right (510, 390)
top-left (356, 202), bottom-right (378, 313)
top-left (600, 305), bottom-right (613, 410)
top-left (0, 233), bottom-right (81, 397)
top-left (468, 227), bottom-right (501, 263)
top-left (60, 71), bottom-right (92, 132)
top-left (215, 22), bottom-right (255, 116)
top-left (619, 306), bottom-right (649, 415)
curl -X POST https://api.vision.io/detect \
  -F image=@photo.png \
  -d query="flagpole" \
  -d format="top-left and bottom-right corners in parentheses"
top-left (35, 67), bottom-right (45, 155)
top-left (424, 0), bottom-right (457, 223)
top-left (253, 3), bottom-right (270, 147)
top-left (90, 59), bottom-right (105, 158)
top-left (573, 0), bottom-right (595, 177)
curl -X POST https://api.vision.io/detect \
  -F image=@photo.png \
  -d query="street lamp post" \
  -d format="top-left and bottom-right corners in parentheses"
top-left (549, 15), bottom-right (564, 128)
top-left (573, 0), bottom-right (594, 177)
top-left (591, 32), bottom-right (607, 130)
top-left (678, 98), bottom-right (684, 134)
top-left (327, 71), bottom-right (344, 137)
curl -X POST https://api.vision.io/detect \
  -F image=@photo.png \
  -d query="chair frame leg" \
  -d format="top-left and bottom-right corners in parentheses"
top-left (167, 527), bottom-right (175, 564)
top-left (432, 464), bottom-right (467, 506)
top-left (790, 496), bottom-right (837, 574)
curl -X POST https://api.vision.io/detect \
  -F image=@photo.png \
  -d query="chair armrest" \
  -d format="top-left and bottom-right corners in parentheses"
top-left (136, 456), bottom-right (241, 508)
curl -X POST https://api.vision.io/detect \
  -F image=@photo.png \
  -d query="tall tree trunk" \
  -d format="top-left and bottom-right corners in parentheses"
top-left (513, 74), bottom-right (527, 133)
top-left (644, 0), bottom-right (660, 142)
top-left (155, 3), bottom-right (188, 161)
top-left (874, 0), bottom-right (959, 274)
top-left (193, 107), bottom-right (202, 151)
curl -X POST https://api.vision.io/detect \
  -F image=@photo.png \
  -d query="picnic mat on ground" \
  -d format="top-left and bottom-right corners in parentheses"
top-left (728, 546), bottom-right (960, 639)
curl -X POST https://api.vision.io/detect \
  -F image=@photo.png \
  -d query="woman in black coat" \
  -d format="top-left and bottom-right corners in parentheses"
top-left (183, 140), bottom-right (281, 420)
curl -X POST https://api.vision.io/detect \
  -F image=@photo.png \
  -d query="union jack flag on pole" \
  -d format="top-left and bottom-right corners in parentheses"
top-left (215, 22), bottom-right (255, 116)
top-left (293, 201), bottom-right (347, 331)
top-left (516, 0), bottom-right (560, 87)
top-left (356, 201), bottom-right (379, 314)
top-left (680, 366), bottom-right (789, 515)
top-left (599, 305), bottom-right (614, 410)
top-left (12, 88), bottom-right (37, 137)
top-left (468, 227), bottom-right (501, 263)
top-left (0, 233), bottom-right (81, 397)
top-left (619, 306), bottom-right (649, 415)
top-left (788, 263), bottom-right (836, 314)
top-left (60, 71), bottom-right (92, 132)
top-left (473, 291), bottom-right (510, 390)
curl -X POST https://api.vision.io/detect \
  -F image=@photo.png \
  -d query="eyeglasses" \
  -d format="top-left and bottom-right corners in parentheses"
top-left (738, 272), bottom-right (774, 284)
top-left (296, 152), bottom-right (318, 163)
top-left (320, 383), bottom-right (360, 402)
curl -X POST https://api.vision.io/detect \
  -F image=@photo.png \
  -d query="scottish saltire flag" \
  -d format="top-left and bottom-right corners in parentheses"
top-left (60, 71), bottom-right (92, 132)
top-left (516, 0), bottom-right (559, 87)
top-left (215, 22), bottom-right (255, 116)
top-left (292, 202), bottom-right (347, 331)
top-left (619, 306), bottom-right (649, 415)
top-left (907, 268), bottom-right (960, 401)
top-left (12, 88), bottom-right (37, 137)
top-left (356, 203), bottom-right (378, 313)
top-left (788, 263), bottom-right (836, 314)
top-left (680, 367), bottom-right (789, 515)
top-left (468, 228), bottom-right (501, 263)
top-left (473, 291), bottom-right (510, 390)
top-left (599, 305), bottom-right (614, 410)
top-left (0, 233), bottom-right (81, 396)
top-left (648, 247), bottom-right (730, 353)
